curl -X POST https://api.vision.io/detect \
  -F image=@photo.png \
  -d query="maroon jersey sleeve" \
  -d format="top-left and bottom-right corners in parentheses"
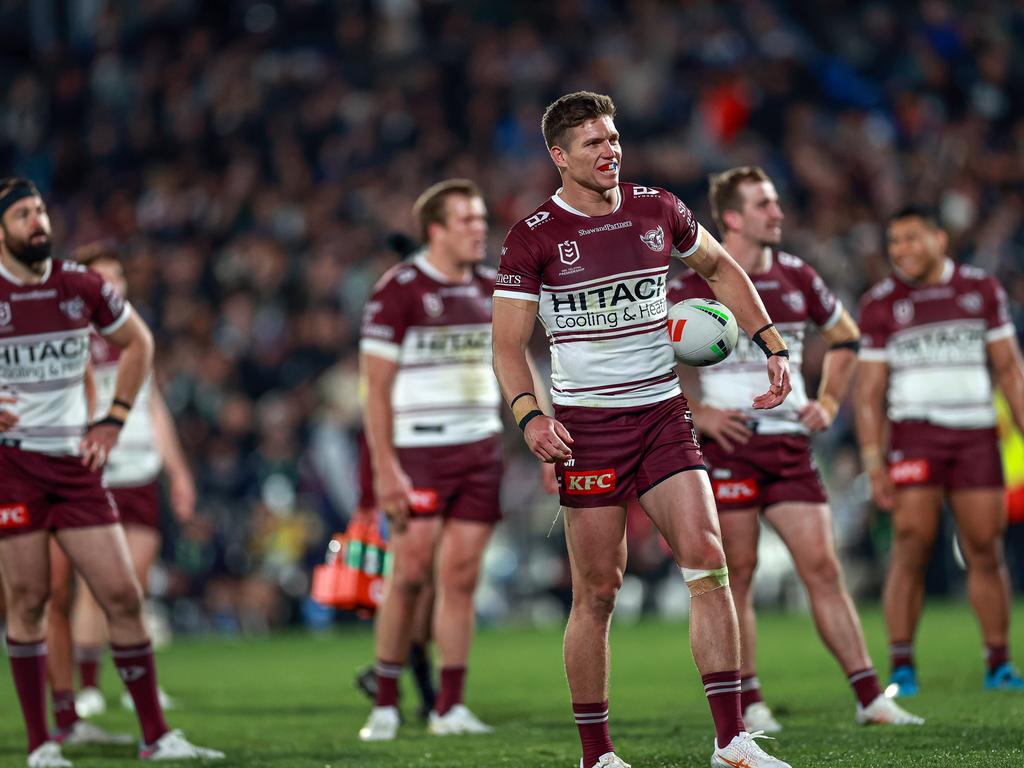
top-left (494, 226), bottom-right (544, 301)
top-left (857, 290), bottom-right (891, 361)
top-left (982, 275), bottom-right (1015, 340)
top-left (359, 269), bottom-right (411, 361)
top-left (795, 259), bottom-right (841, 328)
top-left (71, 266), bottom-right (129, 334)
top-left (666, 194), bottom-right (701, 259)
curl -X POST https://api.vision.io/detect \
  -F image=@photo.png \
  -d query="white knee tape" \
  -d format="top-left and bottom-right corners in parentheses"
top-left (681, 566), bottom-right (729, 596)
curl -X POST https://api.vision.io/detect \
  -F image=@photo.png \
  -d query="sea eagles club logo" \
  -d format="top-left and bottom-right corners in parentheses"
top-left (640, 226), bottom-right (665, 252)
top-left (0, 302), bottom-right (10, 326)
top-left (558, 240), bottom-right (581, 266)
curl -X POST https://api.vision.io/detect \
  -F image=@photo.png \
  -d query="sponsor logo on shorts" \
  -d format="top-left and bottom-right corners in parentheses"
top-left (564, 469), bottom-right (616, 495)
top-left (713, 479), bottom-right (758, 502)
top-left (0, 504), bottom-right (29, 528)
top-left (890, 459), bottom-right (929, 485)
top-left (409, 488), bottom-right (440, 513)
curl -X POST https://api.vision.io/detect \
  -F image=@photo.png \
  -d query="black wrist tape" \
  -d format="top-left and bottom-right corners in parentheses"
top-left (518, 409), bottom-right (543, 432)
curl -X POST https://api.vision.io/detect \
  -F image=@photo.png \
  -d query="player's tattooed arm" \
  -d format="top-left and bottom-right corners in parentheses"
top-left (686, 229), bottom-right (792, 409)
top-left (803, 310), bottom-right (861, 432)
top-left (361, 351), bottom-right (414, 531)
top-left (989, 336), bottom-right (1024, 436)
top-left (853, 359), bottom-right (893, 510)
top-left (492, 297), bottom-right (573, 464)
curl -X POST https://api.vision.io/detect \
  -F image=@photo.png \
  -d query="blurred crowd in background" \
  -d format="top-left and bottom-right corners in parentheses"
top-left (1, 0), bottom-right (1023, 633)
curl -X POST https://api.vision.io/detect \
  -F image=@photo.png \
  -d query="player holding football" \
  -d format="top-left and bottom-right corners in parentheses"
top-left (669, 166), bottom-right (922, 731)
top-left (856, 204), bottom-right (1024, 695)
top-left (493, 92), bottom-right (793, 768)
top-left (0, 178), bottom-right (221, 767)
top-left (358, 179), bottom-right (557, 741)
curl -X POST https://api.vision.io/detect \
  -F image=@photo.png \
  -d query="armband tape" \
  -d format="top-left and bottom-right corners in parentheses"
top-left (752, 324), bottom-right (789, 358)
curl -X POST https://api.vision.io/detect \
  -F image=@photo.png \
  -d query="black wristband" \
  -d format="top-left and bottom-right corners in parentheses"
top-left (829, 339), bottom-right (861, 353)
top-left (517, 409), bottom-right (543, 432)
top-left (752, 323), bottom-right (790, 358)
top-left (112, 398), bottom-right (134, 410)
top-left (509, 392), bottom-right (536, 411)
top-left (89, 415), bottom-right (125, 430)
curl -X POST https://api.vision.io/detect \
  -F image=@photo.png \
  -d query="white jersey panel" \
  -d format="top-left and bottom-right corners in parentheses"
top-left (93, 360), bottom-right (162, 486)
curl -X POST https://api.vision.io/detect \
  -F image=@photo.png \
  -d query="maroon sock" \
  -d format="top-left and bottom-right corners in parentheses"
top-left (374, 659), bottom-right (402, 707)
top-left (435, 666), bottom-right (466, 715)
top-left (573, 700), bottom-right (614, 768)
top-left (111, 641), bottom-right (168, 745)
top-left (986, 645), bottom-right (1009, 673)
top-left (847, 668), bottom-right (883, 708)
top-left (702, 670), bottom-right (744, 747)
top-left (890, 641), bottom-right (914, 671)
top-left (51, 689), bottom-right (78, 731)
top-left (7, 637), bottom-right (49, 753)
top-left (739, 674), bottom-right (764, 711)
top-left (76, 645), bottom-right (103, 689)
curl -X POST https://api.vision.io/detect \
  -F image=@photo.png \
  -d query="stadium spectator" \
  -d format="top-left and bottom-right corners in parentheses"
top-left (855, 205), bottom-right (1024, 695)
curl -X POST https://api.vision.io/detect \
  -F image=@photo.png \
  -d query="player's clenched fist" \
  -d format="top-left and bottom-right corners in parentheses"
top-left (524, 414), bottom-right (573, 464)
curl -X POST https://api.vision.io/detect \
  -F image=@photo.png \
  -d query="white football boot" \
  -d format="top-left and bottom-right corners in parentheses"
top-left (139, 730), bottom-right (224, 761)
top-left (56, 720), bottom-right (134, 746)
top-left (427, 704), bottom-right (494, 735)
top-left (712, 731), bottom-right (791, 767)
top-left (856, 694), bottom-right (924, 725)
top-left (27, 742), bottom-right (72, 768)
top-left (74, 687), bottom-right (106, 718)
top-left (742, 702), bottom-right (782, 733)
top-left (358, 705), bottom-right (400, 741)
top-left (580, 752), bottom-right (631, 768)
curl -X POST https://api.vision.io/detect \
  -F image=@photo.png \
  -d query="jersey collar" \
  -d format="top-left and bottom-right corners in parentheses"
top-left (0, 257), bottom-right (51, 286)
top-left (550, 186), bottom-right (622, 218)
top-left (414, 253), bottom-right (472, 285)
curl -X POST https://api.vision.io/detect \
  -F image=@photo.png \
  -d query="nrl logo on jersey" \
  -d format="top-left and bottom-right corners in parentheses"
top-left (894, 299), bottom-right (914, 325)
top-left (60, 297), bottom-right (85, 321)
top-left (558, 240), bottom-right (581, 266)
top-left (0, 301), bottom-right (10, 326)
top-left (422, 293), bottom-right (444, 318)
top-left (633, 186), bottom-right (660, 197)
top-left (639, 226), bottom-right (665, 252)
top-left (525, 211), bottom-right (551, 229)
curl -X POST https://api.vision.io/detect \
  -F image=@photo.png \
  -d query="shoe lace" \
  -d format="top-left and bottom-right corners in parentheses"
top-left (597, 755), bottom-right (631, 768)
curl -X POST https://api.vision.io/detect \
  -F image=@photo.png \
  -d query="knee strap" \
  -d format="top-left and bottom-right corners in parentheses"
top-left (681, 566), bottom-right (729, 597)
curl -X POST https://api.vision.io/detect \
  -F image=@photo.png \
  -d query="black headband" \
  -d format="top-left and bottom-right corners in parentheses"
top-left (0, 182), bottom-right (40, 220)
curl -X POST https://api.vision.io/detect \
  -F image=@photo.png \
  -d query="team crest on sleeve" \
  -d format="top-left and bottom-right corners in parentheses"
top-left (422, 293), bottom-right (444, 318)
top-left (0, 301), bottom-right (10, 326)
top-left (60, 297), bottom-right (86, 321)
top-left (558, 240), bottom-right (581, 265)
top-left (640, 225), bottom-right (665, 252)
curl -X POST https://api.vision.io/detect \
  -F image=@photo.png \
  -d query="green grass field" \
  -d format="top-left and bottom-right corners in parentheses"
top-left (2, 603), bottom-right (1023, 767)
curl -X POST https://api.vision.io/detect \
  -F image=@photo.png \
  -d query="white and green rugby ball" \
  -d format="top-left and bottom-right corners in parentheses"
top-left (666, 298), bottom-right (739, 366)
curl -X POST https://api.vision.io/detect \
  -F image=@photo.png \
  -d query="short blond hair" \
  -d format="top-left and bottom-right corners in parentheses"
top-left (412, 179), bottom-right (483, 242)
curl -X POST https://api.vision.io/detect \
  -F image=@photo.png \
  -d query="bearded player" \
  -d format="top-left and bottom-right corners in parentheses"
top-left (493, 92), bottom-right (793, 768)
top-left (669, 166), bottom-right (922, 731)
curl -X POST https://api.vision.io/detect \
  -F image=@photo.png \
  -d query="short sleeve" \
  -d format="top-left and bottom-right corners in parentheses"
top-left (359, 276), bottom-right (408, 362)
top-left (494, 228), bottom-right (543, 301)
top-left (800, 262), bottom-right (843, 329)
top-left (667, 194), bottom-right (702, 259)
top-left (77, 268), bottom-right (130, 334)
top-left (983, 276), bottom-right (1015, 342)
top-left (857, 297), bottom-right (889, 362)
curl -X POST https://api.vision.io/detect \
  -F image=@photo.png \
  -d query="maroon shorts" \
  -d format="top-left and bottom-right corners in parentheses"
top-left (889, 421), bottom-right (1003, 490)
top-left (0, 446), bottom-right (119, 539)
top-left (110, 481), bottom-right (160, 529)
top-left (703, 433), bottom-right (828, 512)
top-left (357, 431), bottom-right (375, 510)
top-left (396, 435), bottom-right (503, 524)
top-left (553, 394), bottom-right (705, 508)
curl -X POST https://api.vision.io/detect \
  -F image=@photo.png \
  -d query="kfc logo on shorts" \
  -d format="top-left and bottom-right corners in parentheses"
top-left (525, 211), bottom-right (551, 229)
top-left (409, 488), bottom-right (440, 513)
top-left (640, 225), bottom-right (665, 253)
top-left (713, 479), bottom-right (758, 502)
top-left (558, 241), bottom-right (581, 266)
top-left (0, 504), bottom-right (29, 529)
top-left (564, 469), bottom-right (616, 495)
top-left (890, 459), bottom-right (929, 485)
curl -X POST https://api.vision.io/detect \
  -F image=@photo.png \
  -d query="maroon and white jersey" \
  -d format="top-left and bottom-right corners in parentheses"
top-left (0, 259), bottom-right (130, 455)
top-left (495, 184), bottom-right (702, 407)
top-left (859, 260), bottom-right (1014, 429)
top-left (669, 250), bottom-right (842, 435)
top-left (360, 254), bottom-right (502, 448)
top-left (90, 334), bottom-right (160, 487)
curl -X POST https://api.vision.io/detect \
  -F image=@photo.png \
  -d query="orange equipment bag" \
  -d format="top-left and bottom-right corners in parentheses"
top-left (311, 515), bottom-right (390, 612)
